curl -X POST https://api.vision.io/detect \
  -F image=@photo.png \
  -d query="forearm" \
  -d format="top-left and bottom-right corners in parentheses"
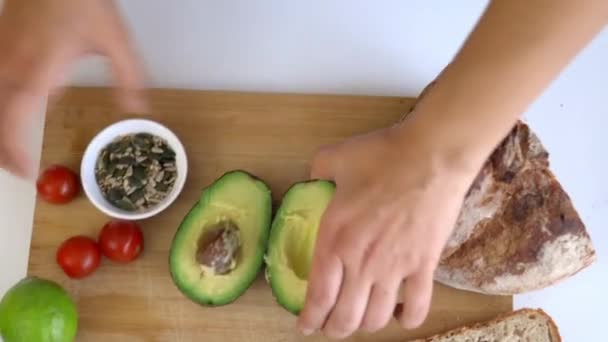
top-left (401, 0), bottom-right (608, 172)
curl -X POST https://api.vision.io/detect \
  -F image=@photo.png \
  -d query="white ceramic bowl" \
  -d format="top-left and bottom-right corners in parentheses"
top-left (81, 119), bottom-right (188, 220)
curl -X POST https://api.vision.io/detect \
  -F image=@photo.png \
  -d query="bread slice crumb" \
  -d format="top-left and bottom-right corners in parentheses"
top-left (410, 308), bottom-right (561, 342)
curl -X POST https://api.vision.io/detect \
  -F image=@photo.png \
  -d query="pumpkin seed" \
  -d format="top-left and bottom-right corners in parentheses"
top-left (114, 198), bottom-right (136, 211)
top-left (129, 188), bottom-right (146, 202)
top-left (128, 176), bottom-right (144, 189)
top-left (133, 166), bottom-right (147, 180)
top-left (106, 162), bottom-right (117, 175)
top-left (161, 149), bottom-right (175, 159)
top-left (135, 133), bottom-right (153, 140)
top-left (118, 156), bottom-right (135, 165)
top-left (108, 188), bottom-right (125, 202)
top-left (115, 167), bottom-right (127, 178)
top-left (108, 142), bottom-right (121, 153)
top-left (156, 182), bottom-right (169, 192)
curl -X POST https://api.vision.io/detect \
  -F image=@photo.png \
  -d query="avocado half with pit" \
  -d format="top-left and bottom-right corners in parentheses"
top-left (265, 180), bottom-right (335, 314)
top-left (169, 170), bottom-right (272, 306)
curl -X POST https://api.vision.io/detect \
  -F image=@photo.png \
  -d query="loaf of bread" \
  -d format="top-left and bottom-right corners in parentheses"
top-left (435, 121), bottom-right (596, 295)
top-left (410, 308), bottom-right (561, 342)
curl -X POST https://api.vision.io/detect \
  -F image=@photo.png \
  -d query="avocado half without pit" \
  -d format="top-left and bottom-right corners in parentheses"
top-left (169, 170), bottom-right (272, 306)
top-left (265, 180), bottom-right (336, 314)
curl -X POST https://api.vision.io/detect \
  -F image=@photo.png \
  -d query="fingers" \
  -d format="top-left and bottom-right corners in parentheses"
top-left (322, 271), bottom-right (372, 339)
top-left (297, 252), bottom-right (344, 336)
top-left (0, 139), bottom-right (33, 179)
top-left (0, 86), bottom-right (40, 179)
top-left (106, 40), bottom-right (147, 113)
top-left (0, 33), bottom-right (70, 179)
top-left (98, 3), bottom-right (147, 113)
top-left (360, 280), bottom-right (401, 333)
top-left (396, 270), bottom-right (434, 329)
top-left (310, 146), bottom-right (335, 180)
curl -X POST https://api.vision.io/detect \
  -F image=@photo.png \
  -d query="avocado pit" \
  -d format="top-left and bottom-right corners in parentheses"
top-left (197, 220), bottom-right (241, 275)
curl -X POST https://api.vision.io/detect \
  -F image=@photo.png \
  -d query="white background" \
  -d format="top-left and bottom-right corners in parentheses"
top-left (1, 1), bottom-right (607, 340)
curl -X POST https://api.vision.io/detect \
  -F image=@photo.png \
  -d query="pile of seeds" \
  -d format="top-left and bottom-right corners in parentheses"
top-left (95, 133), bottom-right (177, 212)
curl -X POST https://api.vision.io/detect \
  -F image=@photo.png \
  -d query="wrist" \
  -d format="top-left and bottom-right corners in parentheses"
top-left (394, 73), bottom-right (524, 179)
top-left (392, 100), bottom-right (502, 183)
top-left (386, 124), bottom-right (485, 197)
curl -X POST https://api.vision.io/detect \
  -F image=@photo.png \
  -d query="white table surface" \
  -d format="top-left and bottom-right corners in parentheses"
top-left (1, 1), bottom-right (606, 340)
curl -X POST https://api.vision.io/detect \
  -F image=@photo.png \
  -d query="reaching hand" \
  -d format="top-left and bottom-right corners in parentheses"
top-left (297, 121), bottom-right (479, 339)
top-left (0, 0), bottom-right (145, 179)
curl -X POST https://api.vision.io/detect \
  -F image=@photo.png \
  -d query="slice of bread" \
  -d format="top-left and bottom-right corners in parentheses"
top-left (410, 308), bottom-right (561, 342)
top-left (435, 120), bottom-right (596, 295)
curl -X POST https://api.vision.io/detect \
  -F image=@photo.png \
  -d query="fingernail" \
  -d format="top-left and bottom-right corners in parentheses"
top-left (300, 328), bottom-right (314, 336)
top-left (297, 321), bottom-right (314, 336)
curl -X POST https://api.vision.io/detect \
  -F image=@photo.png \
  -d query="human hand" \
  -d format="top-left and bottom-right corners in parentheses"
top-left (0, 0), bottom-right (145, 179)
top-left (296, 121), bottom-right (481, 339)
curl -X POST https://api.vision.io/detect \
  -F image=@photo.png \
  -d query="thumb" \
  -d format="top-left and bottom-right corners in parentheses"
top-left (98, 5), bottom-right (148, 113)
top-left (310, 147), bottom-right (336, 180)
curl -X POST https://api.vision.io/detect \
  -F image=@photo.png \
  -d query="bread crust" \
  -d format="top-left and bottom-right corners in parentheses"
top-left (409, 308), bottom-right (562, 342)
top-left (435, 121), bottom-right (596, 295)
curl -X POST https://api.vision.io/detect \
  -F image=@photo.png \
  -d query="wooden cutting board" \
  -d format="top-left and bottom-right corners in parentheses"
top-left (28, 87), bottom-right (511, 342)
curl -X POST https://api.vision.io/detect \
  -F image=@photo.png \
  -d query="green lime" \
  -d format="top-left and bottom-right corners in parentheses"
top-left (0, 277), bottom-right (78, 342)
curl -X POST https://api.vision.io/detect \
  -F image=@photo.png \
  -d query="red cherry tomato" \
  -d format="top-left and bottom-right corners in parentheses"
top-left (98, 220), bottom-right (144, 263)
top-left (56, 236), bottom-right (101, 278)
top-left (36, 165), bottom-right (80, 204)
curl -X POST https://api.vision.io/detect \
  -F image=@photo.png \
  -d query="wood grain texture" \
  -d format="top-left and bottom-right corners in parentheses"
top-left (28, 87), bottom-right (512, 342)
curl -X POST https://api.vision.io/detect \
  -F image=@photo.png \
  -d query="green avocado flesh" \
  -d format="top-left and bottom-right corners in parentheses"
top-left (169, 170), bottom-right (272, 306)
top-left (0, 277), bottom-right (78, 342)
top-left (265, 180), bottom-right (335, 314)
